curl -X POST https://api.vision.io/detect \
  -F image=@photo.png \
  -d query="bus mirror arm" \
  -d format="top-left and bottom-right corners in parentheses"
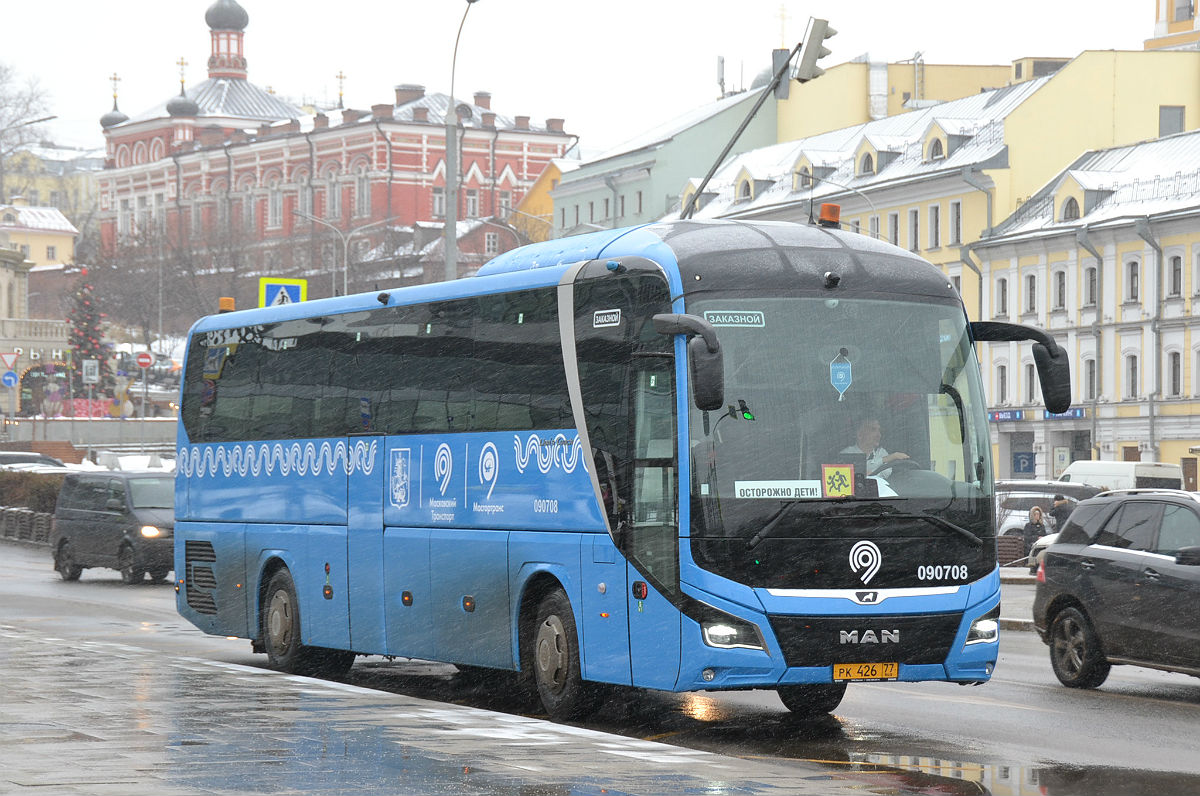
top-left (653, 314), bottom-right (725, 411)
top-left (970, 321), bottom-right (1072, 414)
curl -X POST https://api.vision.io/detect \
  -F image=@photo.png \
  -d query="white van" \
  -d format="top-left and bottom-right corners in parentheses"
top-left (1058, 460), bottom-right (1183, 491)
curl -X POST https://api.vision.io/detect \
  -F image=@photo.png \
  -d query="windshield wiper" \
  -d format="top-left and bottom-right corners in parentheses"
top-left (746, 500), bottom-right (803, 551)
top-left (840, 504), bottom-right (983, 547)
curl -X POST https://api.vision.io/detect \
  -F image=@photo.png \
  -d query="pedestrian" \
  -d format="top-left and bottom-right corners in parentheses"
top-left (1049, 494), bottom-right (1073, 529)
top-left (1022, 506), bottom-right (1047, 558)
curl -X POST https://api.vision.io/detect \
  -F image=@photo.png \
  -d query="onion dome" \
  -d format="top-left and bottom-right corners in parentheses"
top-left (167, 88), bottom-right (200, 118)
top-left (205, 0), bottom-right (248, 31)
top-left (100, 100), bottom-right (129, 129)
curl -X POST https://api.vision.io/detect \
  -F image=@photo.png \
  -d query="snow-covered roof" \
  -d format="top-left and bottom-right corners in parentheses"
top-left (0, 205), bottom-right (78, 235)
top-left (121, 77), bottom-right (303, 126)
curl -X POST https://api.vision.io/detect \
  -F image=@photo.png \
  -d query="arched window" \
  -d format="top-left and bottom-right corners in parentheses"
top-left (1126, 261), bottom-right (1140, 302)
top-left (996, 364), bottom-right (1008, 404)
top-left (928, 138), bottom-right (944, 160)
top-left (1024, 273), bottom-right (1037, 314)
top-left (1169, 351), bottom-right (1182, 397)
top-left (1083, 358), bottom-right (1097, 401)
top-left (1170, 255), bottom-right (1183, 297)
top-left (1060, 196), bottom-right (1080, 221)
top-left (1125, 354), bottom-right (1139, 398)
top-left (996, 277), bottom-right (1008, 316)
top-left (737, 180), bottom-right (752, 202)
top-left (1083, 266), bottom-right (1097, 306)
top-left (859, 153), bottom-right (875, 175)
top-left (1053, 270), bottom-right (1067, 309)
top-left (796, 167), bottom-right (813, 190)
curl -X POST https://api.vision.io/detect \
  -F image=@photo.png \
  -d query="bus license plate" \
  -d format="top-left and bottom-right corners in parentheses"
top-left (833, 662), bottom-right (898, 681)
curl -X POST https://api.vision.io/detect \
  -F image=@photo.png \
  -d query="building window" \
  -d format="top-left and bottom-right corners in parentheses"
top-left (1170, 255), bottom-right (1183, 297)
top-left (588, 201), bottom-right (595, 222)
top-left (191, 201), bottom-right (203, 236)
top-left (908, 208), bottom-right (919, 252)
top-left (1169, 351), bottom-right (1182, 397)
top-left (737, 181), bottom-right (752, 202)
top-left (1025, 363), bottom-right (1037, 404)
top-left (868, 215), bottom-right (879, 239)
top-left (951, 275), bottom-right (961, 295)
top-left (1161, 105), bottom-right (1186, 137)
top-left (242, 193), bottom-right (255, 232)
top-left (559, 207), bottom-right (566, 227)
top-left (603, 197), bottom-right (610, 219)
top-left (1025, 273), bottom-right (1037, 314)
top-left (1060, 196), bottom-right (1080, 222)
top-left (949, 200), bottom-right (962, 245)
top-left (1053, 271), bottom-right (1066, 309)
top-left (1126, 261), bottom-right (1139, 302)
top-left (928, 138), bottom-right (944, 161)
top-left (355, 172), bottom-right (371, 217)
top-left (498, 190), bottom-right (512, 216)
top-left (997, 365), bottom-right (1007, 404)
top-left (1176, 0), bottom-right (1193, 21)
top-left (46, 245), bottom-right (56, 261)
top-left (928, 204), bottom-right (940, 249)
top-left (574, 205), bottom-right (579, 226)
top-left (618, 195), bottom-right (625, 219)
top-left (636, 191), bottom-right (643, 215)
top-left (1126, 355), bottom-right (1139, 398)
top-left (1084, 266), bottom-right (1097, 306)
top-left (485, 231), bottom-right (499, 255)
top-left (465, 189), bottom-right (479, 218)
top-left (996, 277), bottom-right (1008, 316)
top-left (1084, 358), bottom-right (1097, 401)
top-left (267, 183), bottom-right (282, 229)
top-left (797, 167), bottom-right (813, 189)
top-left (326, 177), bottom-right (341, 219)
top-left (432, 187), bottom-right (445, 217)
top-left (298, 185), bottom-right (312, 219)
top-left (887, 212), bottom-right (899, 245)
top-left (860, 153), bottom-right (875, 175)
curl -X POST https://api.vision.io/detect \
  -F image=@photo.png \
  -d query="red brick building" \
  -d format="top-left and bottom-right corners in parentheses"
top-left (96, 0), bottom-right (573, 313)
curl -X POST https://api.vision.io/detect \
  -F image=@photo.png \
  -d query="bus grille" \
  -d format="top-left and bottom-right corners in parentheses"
top-left (767, 612), bottom-right (962, 667)
top-left (185, 541), bottom-right (218, 615)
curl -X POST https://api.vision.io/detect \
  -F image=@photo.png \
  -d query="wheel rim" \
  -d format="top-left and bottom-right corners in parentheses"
top-left (1053, 615), bottom-right (1087, 677)
top-left (57, 542), bottom-right (73, 571)
top-left (535, 614), bottom-right (569, 694)
top-left (267, 588), bottom-right (293, 655)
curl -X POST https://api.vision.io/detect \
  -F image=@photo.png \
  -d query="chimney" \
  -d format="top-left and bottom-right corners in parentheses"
top-left (482, 111), bottom-right (496, 129)
top-left (231, 129), bottom-right (249, 143)
top-left (342, 108), bottom-right (365, 125)
top-left (198, 126), bottom-right (225, 147)
top-left (473, 91), bottom-right (491, 110)
top-left (394, 83), bottom-right (426, 105)
top-left (313, 113), bottom-right (328, 130)
top-left (515, 115), bottom-right (530, 130)
top-left (284, 119), bottom-right (301, 134)
top-left (257, 122), bottom-right (273, 138)
top-left (546, 118), bottom-right (565, 133)
top-left (372, 103), bottom-right (394, 121)
top-left (412, 106), bottom-right (429, 123)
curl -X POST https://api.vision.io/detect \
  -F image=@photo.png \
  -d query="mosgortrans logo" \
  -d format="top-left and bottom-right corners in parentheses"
top-left (703, 310), bottom-right (765, 327)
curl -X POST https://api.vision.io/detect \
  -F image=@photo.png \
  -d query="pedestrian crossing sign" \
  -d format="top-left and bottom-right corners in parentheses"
top-left (258, 278), bottom-right (307, 307)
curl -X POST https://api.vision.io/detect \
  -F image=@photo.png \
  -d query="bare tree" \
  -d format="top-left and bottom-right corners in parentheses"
top-left (0, 62), bottom-right (53, 203)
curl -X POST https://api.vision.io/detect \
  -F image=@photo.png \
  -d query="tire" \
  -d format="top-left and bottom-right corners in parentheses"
top-left (55, 540), bottom-right (83, 582)
top-left (777, 682), bottom-right (848, 715)
top-left (1048, 606), bottom-right (1110, 688)
top-left (260, 568), bottom-right (355, 678)
top-left (531, 589), bottom-right (601, 721)
top-left (148, 569), bottom-right (170, 584)
top-left (118, 545), bottom-right (144, 585)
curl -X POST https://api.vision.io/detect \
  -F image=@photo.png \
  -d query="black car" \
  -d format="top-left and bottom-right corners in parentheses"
top-left (1033, 489), bottom-right (1200, 687)
top-left (51, 470), bottom-right (175, 585)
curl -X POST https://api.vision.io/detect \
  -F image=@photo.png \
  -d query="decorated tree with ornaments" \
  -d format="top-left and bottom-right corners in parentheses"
top-left (66, 268), bottom-right (114, 396)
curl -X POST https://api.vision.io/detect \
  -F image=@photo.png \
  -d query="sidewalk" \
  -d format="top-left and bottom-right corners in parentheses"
top-left (999, 567), bottom-right (1037, 632)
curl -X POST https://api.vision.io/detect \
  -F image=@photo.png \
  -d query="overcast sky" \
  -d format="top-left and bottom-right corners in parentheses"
top-left (6, 1), bottom-right (1152, 157)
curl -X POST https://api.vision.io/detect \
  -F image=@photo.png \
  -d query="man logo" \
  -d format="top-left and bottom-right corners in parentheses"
top-left (839, 629), bottom-right (900, 644)
top-left (849, 540), bottom-right (882, 584)
top-left (855, 591), bottom-right (880, 604)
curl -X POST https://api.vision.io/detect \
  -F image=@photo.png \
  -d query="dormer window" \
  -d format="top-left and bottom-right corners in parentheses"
top-left (928, 139), bottom-right (944, 160)
top-left (859, 153), bottom-right (875, 176)
top-left (1060, 196), bottom-right (1080, 221)
top-left (737, 180), bottom-right (752, 202)
top-left (1, 213), bottom-right (15, 224)
top-left (796, 167), bottom-right (813, 190)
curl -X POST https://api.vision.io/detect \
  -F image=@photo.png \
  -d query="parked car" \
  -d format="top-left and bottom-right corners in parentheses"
top-left (50, 470), bottom-right (175, 585)
top-left (994, 480), bottom-right (1101, 539)
top-left (1033, 489), bottom-right (1200, 688)
top-left (1058, 460), bottom-right (1183, 491)
top-left (0, 451), bottom-right (66, 470)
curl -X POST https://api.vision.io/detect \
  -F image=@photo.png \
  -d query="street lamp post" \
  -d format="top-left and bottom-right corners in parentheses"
top-left (444, 0), bottom-right (481, 283)
top-left (292, 210), bottom-right (399, 296)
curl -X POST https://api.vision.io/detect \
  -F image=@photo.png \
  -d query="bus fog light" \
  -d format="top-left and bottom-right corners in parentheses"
top-left (702, 668), bottom-right (716, 682)
top-left (965, 605), bottom-right (1000, 645)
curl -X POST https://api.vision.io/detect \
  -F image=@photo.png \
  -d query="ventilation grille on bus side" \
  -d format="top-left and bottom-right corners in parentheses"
top-left (185, 540), bottom-right (218, 615)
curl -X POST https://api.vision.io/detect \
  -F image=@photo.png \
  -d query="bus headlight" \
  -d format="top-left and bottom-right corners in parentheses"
top-left (140, 525), bottom-right (162, 538)
top-left (965, 604), bottom-right (1000, 645)
top-left (700, 609), bottom-right (765, 651)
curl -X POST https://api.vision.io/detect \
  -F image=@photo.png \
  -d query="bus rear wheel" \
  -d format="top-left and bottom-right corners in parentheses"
top-left (777, 682), bottom-right (847, 715)
top-left (531, 589), bottom-right (601, 721)
top-left (261, 568), bottom-right (355, 678)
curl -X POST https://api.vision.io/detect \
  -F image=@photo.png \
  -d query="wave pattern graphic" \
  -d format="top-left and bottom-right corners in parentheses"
top-left (178, 440), bottom-right (378, 479)
top-left (513, 433), bottom-right (586, 475)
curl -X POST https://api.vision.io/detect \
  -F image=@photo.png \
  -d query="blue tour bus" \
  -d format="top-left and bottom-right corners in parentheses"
top-left (175, 217), bottom-right (1069, 718)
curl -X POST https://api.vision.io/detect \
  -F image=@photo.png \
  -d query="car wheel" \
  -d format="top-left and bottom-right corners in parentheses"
top-left (260, 568), bottom-right (355, 678)
top-left (1049, 606), bottom-right (1110, 688)
top-left (777, 682), bottom-right (848, 715)
top-left (118, 545), bottom-right (144, 585)
top-left (55, 540), bottom-right (83, 581)
top-left (148, 569), bottom-right (170, 584)
top-left (531, 589), bottom-right (601, 721)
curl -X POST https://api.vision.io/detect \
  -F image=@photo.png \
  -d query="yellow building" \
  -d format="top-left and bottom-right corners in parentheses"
top-left (0, 144), bottom-right (103, 231)
top-left (509, 158), bottom-right (576, 243)
top-left (1145, 0), bottom-right (1200, 50)
top-left (0, 198), bottom-right (78, 269)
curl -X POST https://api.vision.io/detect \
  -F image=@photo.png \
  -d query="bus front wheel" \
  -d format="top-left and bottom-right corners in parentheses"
top-left (532, 589), bottom-right (601, 721)
top-left (777, 682), bottom-right (847, 715)
top-left (261, 568), bottom-right (355, 678)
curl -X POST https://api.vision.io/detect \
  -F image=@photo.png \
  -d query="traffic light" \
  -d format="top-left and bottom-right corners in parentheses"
top-left (795, 18), bottom-right (836, 82)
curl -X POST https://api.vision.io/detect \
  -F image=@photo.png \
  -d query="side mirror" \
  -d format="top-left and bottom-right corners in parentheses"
top-left (970, 321), bottom-right (1071, 414)
top-left (1175, 546), bottom-right (1200, 566)
top-left (653, 313), bottom-right (724, 411)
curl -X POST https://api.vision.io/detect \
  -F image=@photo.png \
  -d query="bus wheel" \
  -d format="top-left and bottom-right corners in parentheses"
top-left (55, 540), bottom-right (83, 581)
top-left (118, 545), bottom-right (144, 585)
top-left (532, 589), bottom-right (601, 721)
top-left (777, 682), bottom-right (847, 715)
top-left (261, 569), bottom-right (355, 678)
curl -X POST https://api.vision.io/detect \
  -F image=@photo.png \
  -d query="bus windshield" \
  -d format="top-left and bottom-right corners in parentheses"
top-left (688, 295), bottom-right (994, 583)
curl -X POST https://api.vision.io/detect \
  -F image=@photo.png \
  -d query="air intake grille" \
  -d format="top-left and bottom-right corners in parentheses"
top-left (185, 540), bottom-right (218, 615)
top-left (767, 612), bottom-right (963, 667)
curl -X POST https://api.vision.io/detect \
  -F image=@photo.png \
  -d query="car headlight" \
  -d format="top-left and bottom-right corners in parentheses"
top-left (965, 604), bottom-right (1000, 645)
top-left (700, 608), bottom-right (765, 651)
top-left (139, 525), bottom-right (162, 538)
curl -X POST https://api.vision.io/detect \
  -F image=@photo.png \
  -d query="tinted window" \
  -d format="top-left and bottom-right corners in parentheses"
top-left (1056, 502), bottom-right (1108, 544)
top-left (127, 478), bottom-right (175, 509)
top-left (1095, 502), bottom-right (1161, 551)
top-left (1157, 504), bottom-right (1200, 556)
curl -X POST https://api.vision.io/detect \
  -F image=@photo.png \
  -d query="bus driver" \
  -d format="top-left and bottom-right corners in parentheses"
top-left (841, 417), bottom-right (909, 475)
